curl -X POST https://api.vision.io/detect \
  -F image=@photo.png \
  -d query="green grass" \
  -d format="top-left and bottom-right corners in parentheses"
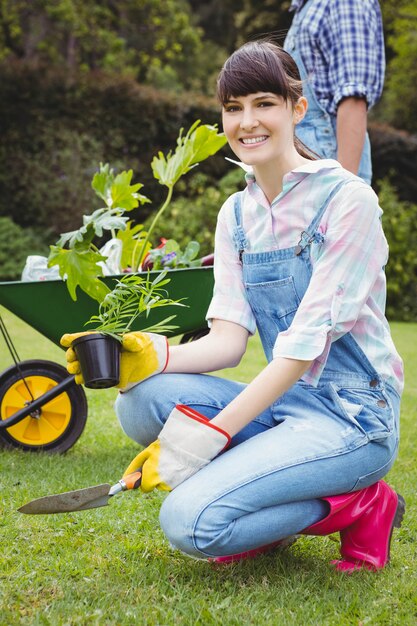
top-left (1, 306), bottom-right (417, 625)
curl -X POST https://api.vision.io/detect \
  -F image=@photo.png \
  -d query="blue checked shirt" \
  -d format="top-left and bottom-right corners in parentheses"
top-left (287, 0), bottom-right (385, 114)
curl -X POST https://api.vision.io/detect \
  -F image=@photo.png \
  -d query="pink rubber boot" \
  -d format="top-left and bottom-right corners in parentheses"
top-left (302, 481), bottom-right (405, 572)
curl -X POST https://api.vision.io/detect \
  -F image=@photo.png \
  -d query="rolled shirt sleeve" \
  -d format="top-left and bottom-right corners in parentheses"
top-left (273, 182), bottom-right (389, 384)
top-left (326, 0), bottom-right (385, 112)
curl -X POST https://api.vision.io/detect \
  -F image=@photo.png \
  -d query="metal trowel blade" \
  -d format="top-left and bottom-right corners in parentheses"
top-left (18, 483), bottom-right (112, 515)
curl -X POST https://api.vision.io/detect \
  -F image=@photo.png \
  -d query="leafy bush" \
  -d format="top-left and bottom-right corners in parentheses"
top-left (0, 218), bottom-right (48, 280)
top-left (379, 2), bottom-right (417, 134)
top-left (379, 178), bottom-right (417, 321)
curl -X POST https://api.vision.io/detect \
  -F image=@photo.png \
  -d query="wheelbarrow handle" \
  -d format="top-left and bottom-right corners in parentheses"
top-left (0, 375), bottom-right (76, 429)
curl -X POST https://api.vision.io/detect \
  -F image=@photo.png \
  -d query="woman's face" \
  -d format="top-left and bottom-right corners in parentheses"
top-left (222, 91), bottom-right (306, 169)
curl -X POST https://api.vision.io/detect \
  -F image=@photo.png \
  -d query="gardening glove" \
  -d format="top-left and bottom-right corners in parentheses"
top-left (123, 404), bottom-right (231, 493)
top-left (60, 331), bottom-right (168, 389)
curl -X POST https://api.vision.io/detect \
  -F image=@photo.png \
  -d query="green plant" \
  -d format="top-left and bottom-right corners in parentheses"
top-left (85, 271), bottom-right (185, 340)
top-left (145, 168), bottom-right (245, 256)
top-left (147, 239), bottom-right (202, 270)
top-left (135, 120), bottom-right (228, 266)
top-left (47, 121), bottom-right (227, 303)
top-left (48, 163), bottom-right (150, 302)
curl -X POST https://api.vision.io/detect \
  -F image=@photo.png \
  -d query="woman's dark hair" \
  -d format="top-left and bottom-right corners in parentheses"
top-left (217, 41), bottom-right (317, 160)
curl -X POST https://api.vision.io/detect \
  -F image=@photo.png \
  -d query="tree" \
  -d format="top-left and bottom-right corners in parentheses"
top-left (190, 0), bottom-right (293, 52)
top-left (0, 0), bottom-right (205, 90)
top-left (379, 1), bottom-right (417, 132)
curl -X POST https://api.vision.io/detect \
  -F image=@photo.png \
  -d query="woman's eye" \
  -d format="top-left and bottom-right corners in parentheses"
top-left (224, 105), bottom-right (240, 113)
top-left (258, 101), bottom-right (274, 107)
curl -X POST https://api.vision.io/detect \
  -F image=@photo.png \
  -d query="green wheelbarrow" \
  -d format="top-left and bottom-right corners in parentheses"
top-left (0, 266), bottom-right (214, 453)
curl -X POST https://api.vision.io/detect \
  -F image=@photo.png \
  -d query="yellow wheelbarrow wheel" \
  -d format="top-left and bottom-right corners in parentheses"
top-left (0, 360), bottom-right (87, 453)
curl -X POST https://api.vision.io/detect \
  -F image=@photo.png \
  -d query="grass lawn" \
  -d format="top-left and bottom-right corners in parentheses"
top-left (1, 306), bottom-right (416, 625)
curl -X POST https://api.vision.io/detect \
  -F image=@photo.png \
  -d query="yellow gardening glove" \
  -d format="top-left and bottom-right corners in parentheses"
top-left (123, 405), bottom-right (231, 493)
top-left (60, 331), bottom-right (95, 384)
top-left (124, 441), bottom-right (171, 493)
top-left (60, 331), bottom-right (168, 389)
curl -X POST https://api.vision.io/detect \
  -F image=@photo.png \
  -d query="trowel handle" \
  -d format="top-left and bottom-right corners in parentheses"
top-left (109, 470), bottom-right (142, 496)
top-left (121, 471), bottom-right (142, 490)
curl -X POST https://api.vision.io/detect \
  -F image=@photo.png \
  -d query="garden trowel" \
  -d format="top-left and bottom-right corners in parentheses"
top-left (18, 471), bottom-right (142, 515)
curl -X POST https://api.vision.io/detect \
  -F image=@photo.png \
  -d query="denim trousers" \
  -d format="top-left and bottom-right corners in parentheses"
top-left (115, 373), bottom-right (400, 559)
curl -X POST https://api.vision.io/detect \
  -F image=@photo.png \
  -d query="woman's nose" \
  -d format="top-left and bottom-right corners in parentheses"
top-left (240, 110), bottom-right (259, 130)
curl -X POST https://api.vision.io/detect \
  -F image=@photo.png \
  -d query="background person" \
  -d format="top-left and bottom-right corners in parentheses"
top-left (283, 0), bottom-right (385, 183)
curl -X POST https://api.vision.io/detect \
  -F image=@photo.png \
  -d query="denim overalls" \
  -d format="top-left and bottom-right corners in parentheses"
top-left (116, 187), bottom-right (400, 559)
top-left (284, 1), bottom-right (373, 184)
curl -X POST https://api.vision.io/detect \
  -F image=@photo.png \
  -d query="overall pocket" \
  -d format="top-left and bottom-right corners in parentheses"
top-left (329, 383), bottom-right (395, 442)
top-left (246, 276), bottom-right (300, 325)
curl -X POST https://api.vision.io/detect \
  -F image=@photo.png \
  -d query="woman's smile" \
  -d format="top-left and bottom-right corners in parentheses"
top-left (240, 135), bottom-right (269, 146)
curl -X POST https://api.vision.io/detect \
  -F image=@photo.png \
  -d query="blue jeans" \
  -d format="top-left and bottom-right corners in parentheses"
top-left (115, 373), bottom-right (400, 559)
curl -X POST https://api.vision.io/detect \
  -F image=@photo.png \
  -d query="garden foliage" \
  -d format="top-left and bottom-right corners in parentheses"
top-left (0, 64), bottom-right (224, 238)
top-left (379, 178), bottom-right (417, 321)
top-left (0, 217), bottom-right (48, 281)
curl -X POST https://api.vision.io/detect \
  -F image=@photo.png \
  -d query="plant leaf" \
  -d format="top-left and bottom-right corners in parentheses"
top-left (111, 170), bottom-right (150, 211)
top-left (151, 121), bottom-right (227, 187)
top-left (83, 208), bottom-right (129, 238)
top-left (91, 163), bottom-right (115, 206)
top-left (191, 124), bottom-right (229, 164)
top-left (116, 221), bottom-right (151, 270)
top-left (48, 246), bottom-right (110, 302)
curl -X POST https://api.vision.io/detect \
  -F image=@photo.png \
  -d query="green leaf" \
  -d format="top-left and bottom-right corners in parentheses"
top-left (111, 170), bottom-right (150, 211)
top-left (48, 246), bottom-right (110, 302)
top-left (191, 124), bottom-right (228, 163)
top-left (151, 121), bottom-right (227, 187)
top-left (91, 163), bottom-right (115, 207)
top-left (85, 271), bottom-right (185, 335)
top-left (83, 208), bottom-right (128, 238)
top-left (56, 209), bottom-right (128, 250)
top-left (163, 239), bottom-right (181, 254)
top-left (183, 240), bottom-right (200, 261)
top-left (116, 221), bottom-right (151, 270)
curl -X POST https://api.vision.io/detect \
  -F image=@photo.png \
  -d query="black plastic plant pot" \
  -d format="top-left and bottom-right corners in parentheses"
top-left (72, 333), bottom-right (121, 389)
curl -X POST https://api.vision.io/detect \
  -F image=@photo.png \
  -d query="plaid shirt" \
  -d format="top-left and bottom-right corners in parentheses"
top-left (286, 0), bottom-right (385, 114)
top-left (206, 160), bottom-right (403, 394)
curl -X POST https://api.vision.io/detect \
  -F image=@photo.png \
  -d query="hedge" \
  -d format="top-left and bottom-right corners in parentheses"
top-left (0, 63), bottom-right (229, 237)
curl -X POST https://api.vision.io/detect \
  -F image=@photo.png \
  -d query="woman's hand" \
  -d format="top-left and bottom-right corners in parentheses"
top-left (60, 331), bottom-right (168, 390)
top-left (123, 405), bottom-right (231, 492)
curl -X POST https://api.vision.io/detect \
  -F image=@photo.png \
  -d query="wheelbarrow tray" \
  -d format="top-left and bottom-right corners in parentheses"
top-left (0, 267), bottom-right (214, 347)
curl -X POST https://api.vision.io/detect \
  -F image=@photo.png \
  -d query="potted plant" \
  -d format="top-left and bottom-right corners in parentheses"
top-left (72, 271), bottom-right (185, 388)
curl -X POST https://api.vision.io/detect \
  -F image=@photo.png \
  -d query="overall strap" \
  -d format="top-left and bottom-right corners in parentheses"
top-left (296, 179), bottom-right (351, 255)
top-left (232, 192), bottom-right (249, 259)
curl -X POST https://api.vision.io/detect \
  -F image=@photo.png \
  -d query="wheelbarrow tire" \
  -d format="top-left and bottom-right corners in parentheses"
top-left (0, 359), bottom-right (87, 453)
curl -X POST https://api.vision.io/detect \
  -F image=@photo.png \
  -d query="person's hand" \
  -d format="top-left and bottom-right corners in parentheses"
top-left (60, 332), bottom-right (96, 384)
top-left (60, 331), bottom-right (168, 389)
top-left (123, 405), bottom-right (231, 492)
